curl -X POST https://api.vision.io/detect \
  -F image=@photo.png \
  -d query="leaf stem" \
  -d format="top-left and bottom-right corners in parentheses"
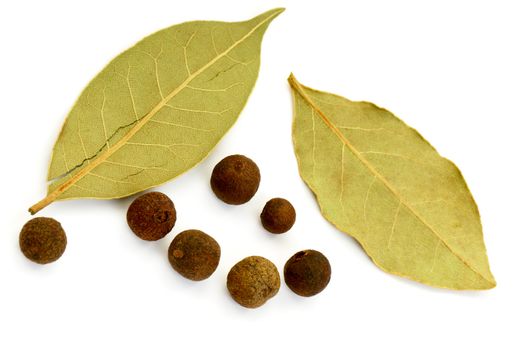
top-left (29, 196), bottom-right (55, 215)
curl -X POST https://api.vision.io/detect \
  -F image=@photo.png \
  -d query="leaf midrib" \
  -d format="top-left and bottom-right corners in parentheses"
top-left (29, 9), bottom-right (283, 214)
top-left (288, 74), bottom-right (494, 286)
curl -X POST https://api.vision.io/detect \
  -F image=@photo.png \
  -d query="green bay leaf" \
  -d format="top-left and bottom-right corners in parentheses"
top-left (29, 8), bottom-right (284, 214)
top-left (289, 74), bottom-right (495, 290)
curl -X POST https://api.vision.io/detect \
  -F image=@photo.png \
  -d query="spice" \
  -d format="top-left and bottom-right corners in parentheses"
top-left (210, 155), bottom-right (260, 205)
top-left (168, 230), bottom-right (221, 281)
top-left (284, 250), bottom-right (331, 297)
top-left (227, 256), bottom-right (280, 308)
top-left (260, 198), bottom-right (296, 233)
top-left (19, 217), bottom-right (67, 264)
top-left (127, 192), bottom-right (176, 241)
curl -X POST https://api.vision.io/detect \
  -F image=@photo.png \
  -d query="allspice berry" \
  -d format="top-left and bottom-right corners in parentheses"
top-left (127, 192), bottom-right (176, 241)
top-left (210, 154), bottom-right (260, 205)
top-left (19, 217), bottom-right (67, 264)
top-left (227, 256), bottom-right (280, 308)
top-left (260, 198), bottom-right (296, 234)
top-left (168, 230), bottom-right (221, 281)
top-left (284, 250), bottom-right (331, 297)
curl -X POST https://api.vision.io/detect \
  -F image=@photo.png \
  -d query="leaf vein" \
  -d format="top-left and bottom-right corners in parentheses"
top-left (164, 104), bottom-right (231, 115)
top-left (88, 172), bottom-right (134, 185)
top-left (104, 160), bottom-right (168, 172)
top-left (311, 107), bottom-right (317, 181)
top-left (387, 202), bottom-right (402, 249)
top-left (150, 119), bottom-right (213, 132)
top-left (186, 82), bottom-right (243, 92)
top-left (363, 176), bottom-right (377, 230)
top-left (100, 88), bottom-right (110, 149)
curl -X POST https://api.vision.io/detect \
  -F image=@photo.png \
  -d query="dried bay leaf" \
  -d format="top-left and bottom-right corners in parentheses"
top-left (29, 8), bottom-right (284, 214)
top-left (289, 74), bottom-right (495, 290)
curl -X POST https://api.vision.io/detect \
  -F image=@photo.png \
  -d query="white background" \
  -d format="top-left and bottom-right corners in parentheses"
top-left (1, 0), bottom-right (522, 349)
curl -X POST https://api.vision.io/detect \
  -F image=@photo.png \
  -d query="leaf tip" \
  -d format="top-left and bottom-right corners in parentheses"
top-left (253, 7), bottom-right (285, 23)
top-left (251, 7), bottom-right (285, 21)
top-left (271, 7), bottom-right (286, 15)
top-left (485, 277), bottom-right (497, 289)
top-left (288, 73), bottom-right (300, 89)
top-left (475, 268), bottom-right (496, 289)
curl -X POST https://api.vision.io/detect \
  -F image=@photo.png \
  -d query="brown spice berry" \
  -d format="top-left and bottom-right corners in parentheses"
top-left (284, 250), bottom-right (331, 297)
top-left (19, 217), bottom-right (67, 264)
top-left (127, 192), bottom-right (176, 241)
top-left (260, 198), bottom-right (296, 234)
top-left (168, 230), bottom-right (221, 281)
top-left (227, 256), bottom-right (280, 308)
top-left (210, 154), bottom-right (260, 205)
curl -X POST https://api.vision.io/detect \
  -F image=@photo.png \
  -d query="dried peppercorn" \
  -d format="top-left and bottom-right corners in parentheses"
top-left (227, 256), bottom-right (280, 308)
top-left (284, 250), bottom-right (331, 297)
top-left (127, 192), bottom-right (176, 241)
top-left (260, 198), bottom-right (296, 234)
top-left (210, 155), bottom-right (260, 205)
top-left (19, 217), bottom-right (67, 264)
top-left (168, 230), bottom-right (221, 281)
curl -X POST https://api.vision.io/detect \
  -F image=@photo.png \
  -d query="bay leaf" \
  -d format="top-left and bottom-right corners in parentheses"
top-left (29, 8), bottom-right (284, 214)
top-left (289, 74), bottom-right (495, 290)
